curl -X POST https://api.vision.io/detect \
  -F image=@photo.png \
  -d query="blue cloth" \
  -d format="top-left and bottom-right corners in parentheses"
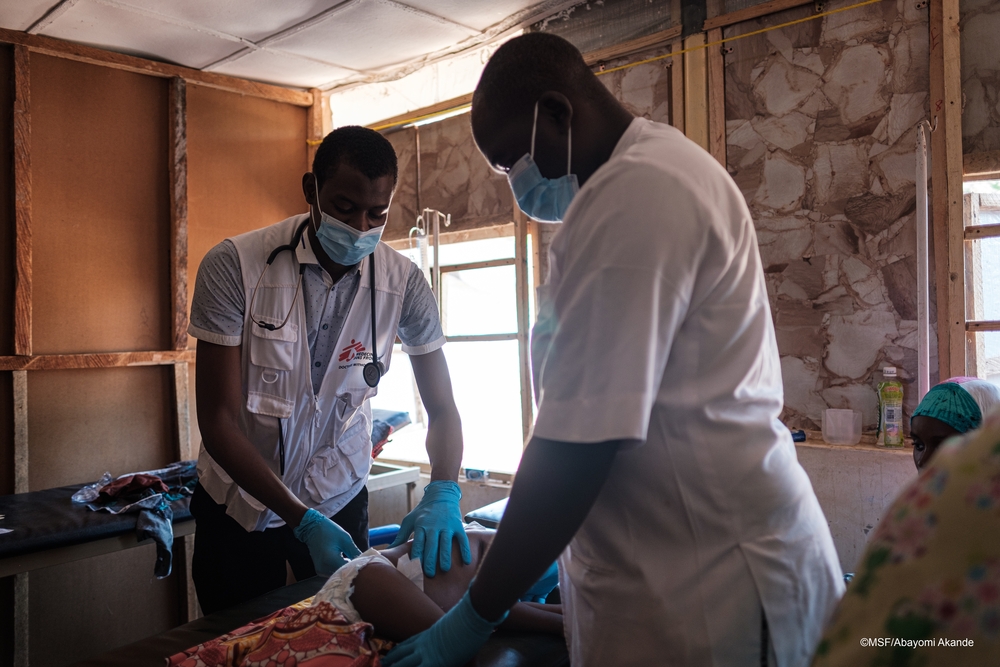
top-left (136, 501), bottom-right (174, 578)
top-left (79, 461), bottom-right (197, 579)
top-left (912, 382), bottom-right (983, 434)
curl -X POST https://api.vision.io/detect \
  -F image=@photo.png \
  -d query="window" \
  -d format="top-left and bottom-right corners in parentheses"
top-left (371, 223), bottom-right (537, 474)
top-left (962, 180), bottom-right (1000, 383)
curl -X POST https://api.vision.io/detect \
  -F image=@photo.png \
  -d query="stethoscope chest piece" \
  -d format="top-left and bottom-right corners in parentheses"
top-left (363, 361), bottom-right (385, 388)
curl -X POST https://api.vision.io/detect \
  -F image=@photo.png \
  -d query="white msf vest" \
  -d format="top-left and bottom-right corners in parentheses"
top-left (197, 214), bottom-right (410, 531)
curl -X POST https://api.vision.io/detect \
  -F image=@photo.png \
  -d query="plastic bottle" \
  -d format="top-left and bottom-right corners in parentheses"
top-left (877, 366), bottom-right (905, 447)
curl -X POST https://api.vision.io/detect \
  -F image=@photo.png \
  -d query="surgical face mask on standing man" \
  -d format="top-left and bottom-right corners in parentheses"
top-left (311, 173), bottom-right (384, 266)
top-left (507, 101), bottom-right (579, 223)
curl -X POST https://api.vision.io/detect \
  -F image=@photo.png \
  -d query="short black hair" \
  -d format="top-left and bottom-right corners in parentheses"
top-left (473, 33), bottom-right (607, 123)
top-left (312, 125), bottom-right (398, 188)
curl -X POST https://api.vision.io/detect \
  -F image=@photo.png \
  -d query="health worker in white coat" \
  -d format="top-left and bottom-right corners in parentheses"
top-left (385, 34), bottom-right (844, 667)
top-left (189, 127), bottom-right (468, 615)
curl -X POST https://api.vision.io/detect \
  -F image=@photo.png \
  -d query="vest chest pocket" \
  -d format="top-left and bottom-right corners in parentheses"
top-left (247, 321), bottom-right (298, 418)
top-left (303, 410), bottom-right (373, 503)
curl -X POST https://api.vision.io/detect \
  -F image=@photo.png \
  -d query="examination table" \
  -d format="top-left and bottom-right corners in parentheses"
top-left (75, 497), bottom-right (569, 667)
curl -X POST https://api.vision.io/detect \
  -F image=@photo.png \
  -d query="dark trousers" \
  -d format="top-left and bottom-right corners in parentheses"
top-left (190, 482), bottom-right (369, 615)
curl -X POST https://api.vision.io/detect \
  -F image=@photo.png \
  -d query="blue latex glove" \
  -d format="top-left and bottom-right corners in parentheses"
top-left (520, 560), bottom-right (559, 603)
top-left (391, 481), bottom-right (471, 577)
top-left (383, 590), bottom-right (507, 667)
top-left (293, 508), bottom-right (362, 576)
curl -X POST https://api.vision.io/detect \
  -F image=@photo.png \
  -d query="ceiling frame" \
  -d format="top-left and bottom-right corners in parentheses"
top-left (14, 0), bottom-right (586, 92)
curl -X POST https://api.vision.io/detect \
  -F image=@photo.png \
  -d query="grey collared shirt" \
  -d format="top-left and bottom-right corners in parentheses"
top-left (190, 238), bottom-right (444, 395)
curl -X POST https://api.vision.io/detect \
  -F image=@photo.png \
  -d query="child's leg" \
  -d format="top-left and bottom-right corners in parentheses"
top-left (350, 561), bottom-right (444, 642)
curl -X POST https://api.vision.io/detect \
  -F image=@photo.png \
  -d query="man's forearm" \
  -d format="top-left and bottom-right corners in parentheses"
top-left (202, 418), bottom-right (309, 528)
top-left (469, 437), bottom-right (620, 620)
top-left (425, 408), bottom-right (463, 482)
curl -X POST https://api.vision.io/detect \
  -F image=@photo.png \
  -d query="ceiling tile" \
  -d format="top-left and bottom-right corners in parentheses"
top-left (271, 0), bottom-right (478, 73)
top-left (211, 48), bottom-right (355, 88)
top-left (399, 0), bottom-right (540, 32)
top-left (114, 0), bottom-right (347, 43)
top-left (38, 0), bottom-right (241, 69)
top-left (0, 1), bottom-right (60, 31)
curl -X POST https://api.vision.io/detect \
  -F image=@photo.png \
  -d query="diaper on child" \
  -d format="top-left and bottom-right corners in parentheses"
top-left (311, 523), bottom-right (490, 623)
top-left (312, 548), bottom-right (426, 623)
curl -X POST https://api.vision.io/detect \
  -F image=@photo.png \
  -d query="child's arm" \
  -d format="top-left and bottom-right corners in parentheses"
top-left (498, 602), bottom-right (564, 635)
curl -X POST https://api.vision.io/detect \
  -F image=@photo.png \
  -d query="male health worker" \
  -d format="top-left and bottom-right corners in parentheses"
top-left (386, 33), bottom-right (844, 667)
top-left (189, 126), bottom-right (469, 614)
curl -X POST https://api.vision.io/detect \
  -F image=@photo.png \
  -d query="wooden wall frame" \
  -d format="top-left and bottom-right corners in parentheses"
top-left (13, 44), bottom-right (31, 357)
top-left (0, 30), bottom-right (314, 644)
top-left (169, 78), bottom-right (189, 352)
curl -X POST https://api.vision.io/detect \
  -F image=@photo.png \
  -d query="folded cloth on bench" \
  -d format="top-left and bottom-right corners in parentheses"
top-left (166, 597), bottom-right (391, 667)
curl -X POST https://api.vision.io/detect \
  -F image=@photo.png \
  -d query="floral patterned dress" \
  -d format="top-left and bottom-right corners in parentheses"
top-left (813, 407), bottom-right (1000, 666)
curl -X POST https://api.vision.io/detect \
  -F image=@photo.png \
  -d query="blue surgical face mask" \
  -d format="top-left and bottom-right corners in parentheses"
top-left (311, 174), bottom-right (384, 266)
top-left (507, 102), bottom-right (579, 223)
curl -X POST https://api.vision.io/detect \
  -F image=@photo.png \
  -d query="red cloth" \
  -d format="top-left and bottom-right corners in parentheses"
top-left (98, 474), bottom-right (168, 500)
top-left (166, 599), bottom-right (389, 667)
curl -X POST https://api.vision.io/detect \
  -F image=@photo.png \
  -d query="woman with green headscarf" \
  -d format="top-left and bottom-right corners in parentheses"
top-left (911, 379), bottom-right (1000, 470)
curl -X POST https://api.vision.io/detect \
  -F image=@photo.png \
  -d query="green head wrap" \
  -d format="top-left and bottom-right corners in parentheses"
top-left (911, 382), bottom-right (982, 434)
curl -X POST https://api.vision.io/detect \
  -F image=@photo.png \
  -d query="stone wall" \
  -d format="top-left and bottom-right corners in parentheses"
top-left (383, 115), bottom-right (514, 242)
top-left (724, 0), bottom-right (930, 430)
top-left (381, 0), bottom-right (931, 431)
top-left (961, 0), bottom-right (1000, 155)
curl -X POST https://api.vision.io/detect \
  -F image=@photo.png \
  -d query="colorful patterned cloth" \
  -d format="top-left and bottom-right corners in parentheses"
top-left (166, 598), bottom-right (392, 667)
top-left (813, 407), bottom-right (1000, 666)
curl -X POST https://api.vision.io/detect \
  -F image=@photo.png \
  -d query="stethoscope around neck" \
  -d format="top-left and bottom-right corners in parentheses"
top-left (249, 218), bottom-right (384, 477)
top-left (248, 217), bottom-right (385, 390)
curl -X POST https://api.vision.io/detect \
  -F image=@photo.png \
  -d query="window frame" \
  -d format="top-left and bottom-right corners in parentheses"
top-left (959, 188), bottom-right (1000, 378)
top-left (383, 216), bottom-right (537, 472)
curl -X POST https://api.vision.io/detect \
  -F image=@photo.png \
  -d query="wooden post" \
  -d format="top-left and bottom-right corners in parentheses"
top-left (13, 369), bottom-right (28, 666)
top-left (14, 572), bottom-right (28, 667)
top-left (683, 33), bottom-right (709, 151)
top-left (13, 370), bottom-right (27, 493)
top-left (13, 45), bottom-right (31, 357)
top-left (174, 361), bottom-right (192, 461)
top-left (308, 88), bottom-right (325, 168)
top-left (172, 358), bottom-right (198, 621)
top-left (169, 78), bottom-right (189, 351)
top-left (670, 41), bottom-right (685, 133)
top-left (928, 0), bottom-right (964, 379)
top-left (513, 205), bottom-right (533, 443)
top-left (707, 27), bottom-right (726, 167)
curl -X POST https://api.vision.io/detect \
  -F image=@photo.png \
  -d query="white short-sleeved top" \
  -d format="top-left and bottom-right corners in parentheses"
top-left (533, 118), bottom-right (843, 667)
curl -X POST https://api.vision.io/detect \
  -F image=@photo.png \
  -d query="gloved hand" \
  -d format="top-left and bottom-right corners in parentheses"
top-left (293, 508), bottom-right (362, 576)
top-left (520, 560), bottom-right (559, 603)
top-left (382, 590), bottom-right (507, 667)
top-left (391, 480), bottom-right (471, 577)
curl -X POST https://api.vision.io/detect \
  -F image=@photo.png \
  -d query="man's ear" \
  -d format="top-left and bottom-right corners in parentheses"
top-left (301, 172), bottom-right (318, 207)
top-left (537, 91), bottom-right (573, 135)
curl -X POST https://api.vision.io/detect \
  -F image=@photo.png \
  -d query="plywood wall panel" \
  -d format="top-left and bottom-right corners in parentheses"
top-left (0, 45), bottom-right (14, 357)
top-left (186, 86), bottom-right (307, 349)
top-left (30, 53), bottom-right (170, 355)
top-left (29, 544), bottom-right (180, 666)
top-left (27, 367), bottom-right (174, 489)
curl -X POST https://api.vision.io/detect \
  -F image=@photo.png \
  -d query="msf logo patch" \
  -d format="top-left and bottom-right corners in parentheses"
top-left (339, 340), bottom-right (366, 362)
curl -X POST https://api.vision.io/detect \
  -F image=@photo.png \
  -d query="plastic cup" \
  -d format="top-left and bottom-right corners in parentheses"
top-left (822, 409), bottom-right (862, 445)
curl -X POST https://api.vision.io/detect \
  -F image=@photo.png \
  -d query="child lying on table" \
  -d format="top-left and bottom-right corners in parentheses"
top-left (311, 522), bottom-right (563, 642)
